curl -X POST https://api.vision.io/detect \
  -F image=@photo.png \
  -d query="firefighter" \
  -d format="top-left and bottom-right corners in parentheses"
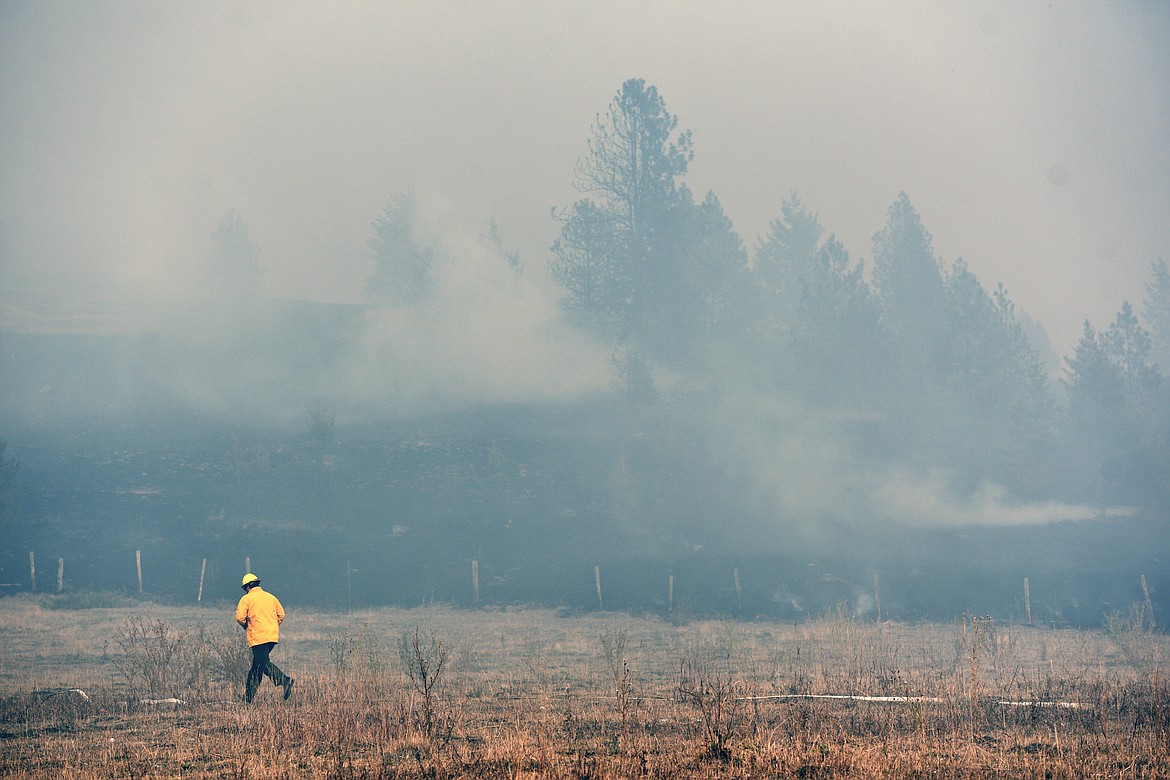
top-left (236, 573), bottom-right (295, 703)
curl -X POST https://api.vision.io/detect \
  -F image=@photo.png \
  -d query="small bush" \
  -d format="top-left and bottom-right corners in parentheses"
top-left (106, 614), bottom-right (248, 699)
top-left (400, 626), bottom-right (460, 742)
top-left (1105, 602), bottom-right (1162, 674)
top-left (182, 621), bottom-right (250, 693)
top-left (111, 615), bottom-right (185, 697)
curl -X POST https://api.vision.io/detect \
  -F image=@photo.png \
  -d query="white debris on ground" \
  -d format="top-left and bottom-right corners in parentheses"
top-left (32, 688), bottom-right (91, 702)
top-left (735, 693), bottom-right (1088, 709)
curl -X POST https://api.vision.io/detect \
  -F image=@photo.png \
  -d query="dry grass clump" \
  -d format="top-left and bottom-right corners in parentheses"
top-left (0, 596), bottom-right (1166, 778)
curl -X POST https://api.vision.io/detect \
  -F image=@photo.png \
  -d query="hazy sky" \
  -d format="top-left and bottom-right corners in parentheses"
top-left (2, 0), bottom-right (1167, 355)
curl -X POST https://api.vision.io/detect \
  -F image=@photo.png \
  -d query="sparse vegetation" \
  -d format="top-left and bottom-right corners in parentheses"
top-left (1106, 602), bottom-right (1162, 674)
top-left (399, 625), bottom-right (459, 742)
top-left (40, 590), bottom-right (135, 610)
top-left (110, 615), bottom-right (185, 697)
top-left (675, 639), bottom-right (742, 761)
top-left (0, 598), bottom-right (1166, 778)
top-left (598, 628), bottom-right (635, 733)
top-left (960, 612), bottom-right (995, 711)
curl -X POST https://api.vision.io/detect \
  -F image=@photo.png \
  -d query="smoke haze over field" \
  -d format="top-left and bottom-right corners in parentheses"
top-left (2, 1), bottom-right (1168, 356)
top-left (1, 2), bottom-right (1168, 621)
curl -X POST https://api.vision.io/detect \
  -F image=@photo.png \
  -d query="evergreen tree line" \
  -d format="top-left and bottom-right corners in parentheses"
top-left (546, 78), bottom-right (1169, 510)
top-left (205, 78), bottom-right (1170, 514)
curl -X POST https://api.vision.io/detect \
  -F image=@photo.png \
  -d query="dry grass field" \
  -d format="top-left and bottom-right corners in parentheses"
top-left (0, 595), bottom-right (1166, 778)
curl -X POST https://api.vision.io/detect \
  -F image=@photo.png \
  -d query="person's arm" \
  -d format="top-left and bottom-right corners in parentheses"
top-left (235, 597), bottom-right (249, 628)
top-left (275, 597), bottom-right (285, 625)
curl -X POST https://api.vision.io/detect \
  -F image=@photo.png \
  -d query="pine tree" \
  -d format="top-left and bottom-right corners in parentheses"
top-left (552, 79), bottom-right (693, 346)
top-left (201, 210), bottom-right (262, 298)
top-left (1142, 258), bottom-right (1170, 372)
top-left (366, 191), bottom-right (434, 305)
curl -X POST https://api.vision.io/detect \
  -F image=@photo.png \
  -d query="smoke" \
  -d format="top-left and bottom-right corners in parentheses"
top-left (871, 469), bottom-right (1134, 528)
top-left (711, 390), bottom-right (1132, 541)
top-left (334, 227), bottom-right (612, 417)
top-left (2, 2), bottom-right (1167, 356)
top-left (0, 2), bottom-right (1164, 542)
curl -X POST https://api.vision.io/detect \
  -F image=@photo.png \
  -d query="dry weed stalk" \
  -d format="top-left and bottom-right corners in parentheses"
top-left (675, 641), bottom-right (742, 761)
top-left (960, 612), bottom-right (994, 712)
top-left (598, 628), bottom-right (636, 735)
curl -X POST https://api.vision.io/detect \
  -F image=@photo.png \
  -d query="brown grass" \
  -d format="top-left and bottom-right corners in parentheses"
top-left (0, 596), bottom-right (1166, 778)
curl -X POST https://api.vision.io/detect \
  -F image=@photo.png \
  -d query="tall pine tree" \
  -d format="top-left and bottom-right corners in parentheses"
top-left (551, 79), bottom-right (743, 371)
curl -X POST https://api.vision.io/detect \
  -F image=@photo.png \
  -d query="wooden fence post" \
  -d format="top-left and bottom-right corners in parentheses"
top-left (471, 560), bottom-right (479, 603)
top-left (245, 556), bottom-right (251, 574)
top-left (594, 565), bottom-right (602, 609)
top-left (734, 568), bottom-right (741, 604)
top-left (57, 558), bottom-right (63, 593)
top-left (136, 549), bottom-right (143, 593)
top-left (198, 558), bottom-right (207, 605)
top-left (1024, 577), bottom-right (1032, 625)
top-left (668, 574), bottom-right (674, 613)
top-left (29, 551), bottom-right (35, 593)
top-left (1140, 575), bottom-right (1153, 628)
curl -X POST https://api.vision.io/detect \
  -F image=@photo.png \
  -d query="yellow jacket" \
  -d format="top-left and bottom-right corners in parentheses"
top-left (235, 586), bottom-right (285, 646)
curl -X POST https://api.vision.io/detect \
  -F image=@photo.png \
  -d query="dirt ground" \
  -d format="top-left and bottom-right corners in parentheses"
top-left (1, 595), bottom-right (1166, 778)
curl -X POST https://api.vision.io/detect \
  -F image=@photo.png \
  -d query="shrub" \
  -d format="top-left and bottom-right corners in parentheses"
top-left (111, 615), bottom-right (184, 697)
top-left (109, 615), bottom-right (248, 700)
top-left (399, 626), bottom-right (460, 742)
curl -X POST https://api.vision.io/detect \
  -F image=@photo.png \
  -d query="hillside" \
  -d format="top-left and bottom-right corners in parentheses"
top-left (2, 393), bottom-right (1164, 624)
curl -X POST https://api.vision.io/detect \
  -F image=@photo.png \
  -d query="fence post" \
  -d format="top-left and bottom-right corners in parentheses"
top-left (471, 559), bottom-right (479, 603)
top-left (29, 551), bottom-right (35, 593)
top-left (734, 568), bottom-right (741, 605)
top-left (1024, 577), bottom-right (1032, 625)
top-left (595, 565), bottom-right (602, 609)
top-left (198, 558), bottom-right (207, 605)
top-left (668, 574), bottom-right (674, 613)
top-left (57, 558), bottom-right (64, 593)
top-left (136, 549), bottom-right (143, 593)
top-left (1141, 575), bottom-right (1153, 628)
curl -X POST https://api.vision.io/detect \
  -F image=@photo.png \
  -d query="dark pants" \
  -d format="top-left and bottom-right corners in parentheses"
top-left (245, 642), bottom-right (287, 702)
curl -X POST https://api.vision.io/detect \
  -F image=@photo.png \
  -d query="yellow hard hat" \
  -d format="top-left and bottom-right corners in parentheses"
top-left (241, 573), bottom-right (261, 588)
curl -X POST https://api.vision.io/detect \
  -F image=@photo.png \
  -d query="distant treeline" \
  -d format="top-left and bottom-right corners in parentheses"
top-left (192, 78), bottom-right (1170, 510)
top-left (540, 78), bottom-right (1170, 509)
